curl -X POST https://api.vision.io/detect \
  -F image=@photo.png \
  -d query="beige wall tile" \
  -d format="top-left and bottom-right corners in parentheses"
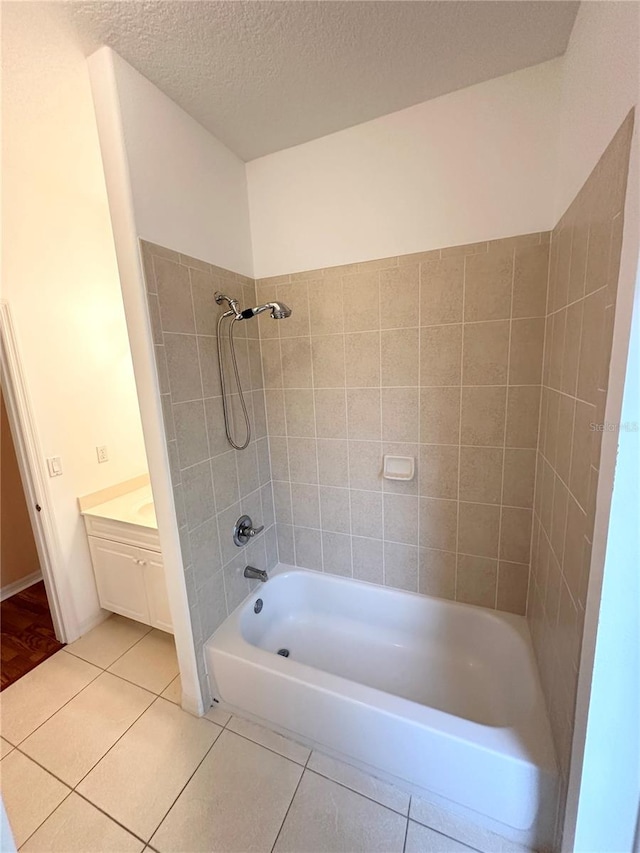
top-left (500, 507), bottom-right (533, 563)
top-left (381, 328), bottom-right (419, 386)
top-left (291, 483), bottom-right (320, 529)
top-left (420, 325), bottom-right (462, 386)
top-left (458, 502), bottom-right (500, 558)
top-left (419, 498), bottom-right (457, 551)
top-left (496, 562), bottom-right (529, 614)
top-left (317, 439), bottom-right (349, 487)
top-left (509, 318), bottom-right (545, 385)
top-left (382, 388), bottom-right (419, 442)
top-left (420, 387), bottom-right (461, 444)
top-left (352, 537), bottom-right (384, 584)
top-left (314, 389), bottom-right (347, 439)
top-left (343, 271), bottom-right (380, 332)
top-left (577, 288), bottom-right (607, 405)
top-left (554, 394), bottom-right (575, 485)
top-left (462, 321), bottom-right (509, 385)
top-left (459, 446), bottom-right (503, 504)
top-left (345, 332), bottom-right (381, 387)
top-left (294, 527), bottom-right (322, 570)
top-left (350, 489), bottom-right (383, 539)
top-left (441, 241), bottom-right (488, 258)
top-left (265, 390), bottom-right (286, 435)
top-left (456, 555), bottom-right (497, 608)
top-left (348, 441), bottom-right (382, 491)
top-left (347, 389), bottom-right (382, 440)
top-left (261, 340), bottom-right (283, 388)
top-left (276, 283), bottom-right (310, 338)
top-left (319, 486), bottom-right (351, 534)
top-left (420, 257), bottom-right (463, 325)
top-left (281, 338), bottom-right (313, 388)
top-left (309, 278), bottom-right (343, 335)
top-left (570, 399), bottom-right (596, 511)
top-left (380, 265), bottom-right (419, 329)
top-left (288, 437), bottom-right (319, 484)
top-left (513, 244), bottom-right (549, 318)
top-left (460, 386), bottom-right (506, 446)
top-left (311, 335), bottom-right (345, 388)
top-left (502, 448), bottom-right (536, 508)
top-left (419, 445), bottom-right (458, 500)
top-left (464, 251), bottom-right (513, 322)
top-left (418, 549), bottom-right (456, 599)
top-left (284, 389), bottom-right (316, 437)
top-left (383, 493), bottom-right (419, 545)
top-left (154, 257), bottom-right (195, 334)
top-left (384, 542), bottom-right (418, 592)
top-left (322, 531), bottom-right (353, 576)
top-left (560, 300), bottom-right (583, 396)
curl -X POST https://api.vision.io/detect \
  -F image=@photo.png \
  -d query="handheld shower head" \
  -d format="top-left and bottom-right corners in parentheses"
top-left (243, 301), bottom-right (292, 320)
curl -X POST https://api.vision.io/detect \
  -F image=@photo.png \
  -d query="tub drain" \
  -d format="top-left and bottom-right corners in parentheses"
top-left (277, 648), bottom-right (290, 658)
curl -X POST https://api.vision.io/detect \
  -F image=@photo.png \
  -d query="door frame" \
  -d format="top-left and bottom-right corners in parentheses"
top-left (0, 301), bottom-right (70, 642)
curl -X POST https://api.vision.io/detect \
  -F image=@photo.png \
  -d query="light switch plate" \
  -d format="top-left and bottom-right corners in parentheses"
top-left (46, 456), bottom-right (63, 477)
top-left (96, 446), bottom-right (109, 463)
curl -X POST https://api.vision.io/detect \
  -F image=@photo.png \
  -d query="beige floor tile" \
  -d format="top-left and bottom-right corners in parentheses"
top-left (307, 751), bottom-right (410, 815)
top-left (21, 672), bottom-right (155, 786)
top-left (0, 737), bottom-right (14, 758)
top-left (405, 820), bottom-right (476, 853)
top-left (204, 704), bottom-right (231, 727)
top-left (77, 698), bottom-right (221, 841)
top-left (409, 795), bottom-right (517, 853)
top-left (1, 750), bottom-right (70, 847)
top-left (21, 792), bottom-right (144, 853)
top-left (0, 651), bottom-right (100, 744)
top-left (107, 630), bottom-right (179, 694)
top-left (152, 729), bottom-right (302, 853)
top-left (227, 716), bottom-right (310, 765)
top-left (274, 770), bottom-right (406, 853)
top-left (160, 676), bottom-right (181, 704)
top-left (65, 615), bottom-right (152, 669)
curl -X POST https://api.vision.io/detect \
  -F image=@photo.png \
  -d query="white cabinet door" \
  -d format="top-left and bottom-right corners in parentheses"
top-left (140, 548), bottom-right (173, 634)
top-left (88, 536), bottom-right (149, 624)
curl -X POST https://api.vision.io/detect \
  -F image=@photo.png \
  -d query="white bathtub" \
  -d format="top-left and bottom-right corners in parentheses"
top-left (205, 567), bottom-right (557, 848)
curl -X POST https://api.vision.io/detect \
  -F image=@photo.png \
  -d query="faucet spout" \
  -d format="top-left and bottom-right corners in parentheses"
top-left (244, 565), bottom-right (268, 582)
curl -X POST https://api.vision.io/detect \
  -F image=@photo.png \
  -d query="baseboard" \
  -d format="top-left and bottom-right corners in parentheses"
top-left (0, 571), bottom-right (43, 602)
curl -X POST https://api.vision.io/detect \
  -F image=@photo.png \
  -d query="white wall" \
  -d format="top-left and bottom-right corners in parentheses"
top-left (110, 52), bottom-right (253, 277)
top-left (1, 4), bottom-right (148, 638)
top-left (553, 1), bottom-right (640, 219)
top-left (247, 59), bottom-right (561, 278)
top-left (87, 46), bottom-right (258, 714)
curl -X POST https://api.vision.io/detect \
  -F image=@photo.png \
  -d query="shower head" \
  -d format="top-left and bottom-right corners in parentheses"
top-left (242, 301), bottom-right (292, 320)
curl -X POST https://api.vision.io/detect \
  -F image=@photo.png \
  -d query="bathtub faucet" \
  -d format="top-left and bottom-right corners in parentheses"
top-left (244, 565), bottom-right (268, 582)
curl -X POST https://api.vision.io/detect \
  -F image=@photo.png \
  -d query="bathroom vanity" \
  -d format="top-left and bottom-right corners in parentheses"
top-left (80, 482), bottom-right (172, 633)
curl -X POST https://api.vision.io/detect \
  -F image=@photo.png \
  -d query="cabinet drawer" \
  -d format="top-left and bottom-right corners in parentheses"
top-left (84, 515), bottom-right (161, 552)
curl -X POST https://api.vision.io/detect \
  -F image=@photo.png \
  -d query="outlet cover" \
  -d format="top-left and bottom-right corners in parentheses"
top-left (96, 446), bottom-right (109, 463)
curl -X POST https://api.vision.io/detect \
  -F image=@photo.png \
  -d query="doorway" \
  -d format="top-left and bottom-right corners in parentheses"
top-left (1, 387), bottom-right (64, 689)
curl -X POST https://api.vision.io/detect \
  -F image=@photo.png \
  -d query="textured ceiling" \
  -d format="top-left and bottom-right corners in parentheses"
top-left (36, 1), bottom-right (578, 160)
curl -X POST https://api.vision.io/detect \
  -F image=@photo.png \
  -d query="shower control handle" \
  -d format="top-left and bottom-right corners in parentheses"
top-left (233, 514), bottom-right (264, 547)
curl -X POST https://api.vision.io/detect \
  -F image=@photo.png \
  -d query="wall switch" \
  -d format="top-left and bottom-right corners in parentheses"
top-left (46, 456), bottom-right (63, 477)
top-left (96, 446), bottom-right (109, 463)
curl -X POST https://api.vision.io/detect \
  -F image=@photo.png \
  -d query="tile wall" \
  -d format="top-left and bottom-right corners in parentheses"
top-left (257, 233), bottom-right (550, 614)
top-left (141, 241), bottom-right (277, 700)
top-left (526, 110), bottom-right (634, 838)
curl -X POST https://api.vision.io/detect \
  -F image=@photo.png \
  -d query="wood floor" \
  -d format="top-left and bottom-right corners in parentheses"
top-left (1, 581), bottom-right (64, 691)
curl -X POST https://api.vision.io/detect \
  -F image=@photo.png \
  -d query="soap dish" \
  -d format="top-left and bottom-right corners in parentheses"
top-left (383, 455), bottom-right (415, 481)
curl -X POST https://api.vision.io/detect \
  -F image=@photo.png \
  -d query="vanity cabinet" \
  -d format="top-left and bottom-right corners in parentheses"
top-left (87, 537), bottom-right (173, 633)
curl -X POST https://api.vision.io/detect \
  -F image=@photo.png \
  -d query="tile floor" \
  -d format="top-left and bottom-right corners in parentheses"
top-left (0, 615), bottom-right (485, 852)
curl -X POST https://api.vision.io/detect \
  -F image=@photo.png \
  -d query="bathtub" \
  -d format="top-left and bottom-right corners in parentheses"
top-left (204, 567), bottom-right (557, 848)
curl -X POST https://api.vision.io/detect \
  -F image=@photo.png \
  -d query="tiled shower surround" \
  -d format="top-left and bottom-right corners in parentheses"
top-left (257, 235), bottom-right (549, 614)
top-left (141, 241), bottom-right (278, 697)
top-left (527, 111), bottom-right (633, 837)
top-left (139, 113), bottom-right (632, 779)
